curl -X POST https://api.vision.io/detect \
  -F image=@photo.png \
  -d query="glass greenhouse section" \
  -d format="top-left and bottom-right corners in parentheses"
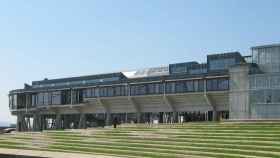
top-left (249, 44), bottom-right (280, 119)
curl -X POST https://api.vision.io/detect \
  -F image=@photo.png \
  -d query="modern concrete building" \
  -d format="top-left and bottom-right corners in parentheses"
top-left (8, 43), bottom-right (280, 131)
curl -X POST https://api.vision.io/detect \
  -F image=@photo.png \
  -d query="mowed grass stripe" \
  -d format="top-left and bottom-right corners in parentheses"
top-left (49, 143), bottom-right (271, 158)
top-left (52, 139), bottom-right (280, 158)
top-left (51, 137), bottom-right (280, 152)
top-left (44, 132), bottom-right (280, 147)
top-left (6, 133), bottom-right (280, 151)
top-left (48, 144), bottom-right (208, 158)
top-left (48, 132), bottom-right (280, 142)
top-left (2, 123), bottom-right (280, 158)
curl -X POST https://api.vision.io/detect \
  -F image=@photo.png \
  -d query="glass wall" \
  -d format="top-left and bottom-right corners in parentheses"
top-left (169, 62), bottom-right (198, 74)
top-left (130, 83), bottom-right (164, 96)
top-left (208, 58), bottom-right (236, 71)
top-left (32, 90), bottom-right (72, 106)
top-left (12, 77), bottom-right (229, 108)
top-left (166, 79), bottom-right (207, 94)
top-left (83, 85), bottom-right (127, 98)
top-left (9, 94), bottom-right (17, 109)
top-left (33, 77), bottom-right (120, 88)
top-left (252, 46), bottom-right (280, 73)
top-left (249, 74), bottom-right (280, 90)
top-left (206, 78), bottom-right (229, 91)
top-left (61, 90), bottom-right (71, 105)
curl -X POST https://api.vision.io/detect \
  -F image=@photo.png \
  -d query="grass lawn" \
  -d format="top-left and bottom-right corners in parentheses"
top-left (0, 122), bottom-right (280, 158)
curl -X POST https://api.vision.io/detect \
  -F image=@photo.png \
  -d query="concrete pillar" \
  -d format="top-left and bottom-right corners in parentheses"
top-left (78, 113), bottom-right (86, 129)
top-left (212, 109), bottom-right (217, 121)
top-left (172, 112), bottom-right (178, 123)
top-left (106, 112), bottom-right (111, 125)
top-left (229, 64), bottom-right (250, 119)
top-left (16, 114), bottom-right (22, 132)
top-left (55, 114), bottom-right (62, 129)
top-left (17, 114), bottom-right (29, 132)
top-left (33, 114), bottom-right (42, 131)
top-left (136, 112), bottom-right (141, 123)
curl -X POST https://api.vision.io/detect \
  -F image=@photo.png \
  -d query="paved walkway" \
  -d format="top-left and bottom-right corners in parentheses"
top-left (0, 148), bottom-right (121, 158)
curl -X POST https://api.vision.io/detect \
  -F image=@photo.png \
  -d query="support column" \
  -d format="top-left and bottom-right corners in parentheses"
top-left (55, 114), bottom-right (62, 129)
top-left (16, 114), bottom-right (22, 132)
top-left (33, 113), bottom-right (42, 131)
top-left (204, 93), bottom-right (217, 121)
top-left (78, 113), bottom-right (86, 129)
top-left (106, 112), bottom-right (111, 125)
top-left (163, 95), bottom-right (176, 123)
top-left (97, 98), bottom-right (111, 125)
top-left (128, 97), bottom-right (141, 123)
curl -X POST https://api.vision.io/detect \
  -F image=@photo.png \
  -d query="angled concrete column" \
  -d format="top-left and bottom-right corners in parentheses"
top-left (204, 93), bottom-right (217, 121)
top-left (163, 95), bottom-right (176, 123)
top-left (16, 114), bottom-right (24, 132)
top-left (78, 113), bottom-right (86, 129)
top-left (128, 97), bottom-right (141, 123)
top-left (97, 98), bottom-right (111, 125)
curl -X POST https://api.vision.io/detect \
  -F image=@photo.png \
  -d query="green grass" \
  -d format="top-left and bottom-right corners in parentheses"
top-left (1, 122), bottom-right (280, 158)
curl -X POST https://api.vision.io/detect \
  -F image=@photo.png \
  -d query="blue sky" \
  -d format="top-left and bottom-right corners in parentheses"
top-left (0, 0), bottom-right (280, 123)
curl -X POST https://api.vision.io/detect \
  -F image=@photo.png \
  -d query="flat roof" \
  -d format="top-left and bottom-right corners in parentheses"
top-left (251, 43), bottom-right (280, 49)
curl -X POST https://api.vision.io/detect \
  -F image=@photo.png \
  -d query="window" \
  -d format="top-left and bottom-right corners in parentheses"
top-left (166, 82), bottom-right (176, 94)
top-left (114, 86), bottom-right (127, 96)
top-left (175, 81), bottom-right (185, 93)
top-left (186, 80), bottom-right (194, 92)
top-left (32, 94), bottom-right (37, 106)
top-left (107, 87), bottom-right (114, 97)
top-left (51, 91), bottom-right (61, 105)
top-left (209, 58), bottom-right (236, 71)
top-left (218, 79), bottom-right (229, 90)
top-left (272, 90), bottom-right (280, 103)
top-left (207, 78), bottom-right (229, 91)
top-left (83, 88), bottom-right (91, 98)
top-left (61, 90), bottom-right (71, 105)
top-left (9, 95), bottom-right (12, 108)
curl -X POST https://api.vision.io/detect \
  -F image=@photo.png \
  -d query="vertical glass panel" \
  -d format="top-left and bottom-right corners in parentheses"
top-left (175, 81), bottom-right (185, 93)
top-left (107, 87), bottom-right (114, 97)
top-left (32, 94), bottom-right (37, 106)
top-left (186, 80), bottom-right (194, 92)
top-left (51, 91), bottom-right (61, 105)
top-left (165, 82), bottom-right (176, 93)
top-left (272, 89), bottom-right (280, 103)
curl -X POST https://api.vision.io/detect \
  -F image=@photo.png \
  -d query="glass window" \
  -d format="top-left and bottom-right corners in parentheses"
top-left (272, 89), bottom-right (280, 103)
top-left (207, 79), bottom-right (218, 91)
top-left (32, 94), bottom-right (37, 106)
top-left (51, 91), bottom-right (61, 105)
top-left (209, 58), bottom-right (236, 71)
top-left (38, 93), bottom-right (44, 105)
top-left (107, 87), bottom-right (114, 97)
top-left (218, 78), bottom-right (229, 90)
top-left (175, 81), bottom-right (185, 93)
top-left (198, 80), bottom-right (204, 91)
top-left (186, 80), bottom-right (194, 92)
top-left (9, 95), bottom-right (12, 108)
top-left (250, 90), bottom-right (264, 104)
top-left (166, 82), bottom-right (176, 93)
